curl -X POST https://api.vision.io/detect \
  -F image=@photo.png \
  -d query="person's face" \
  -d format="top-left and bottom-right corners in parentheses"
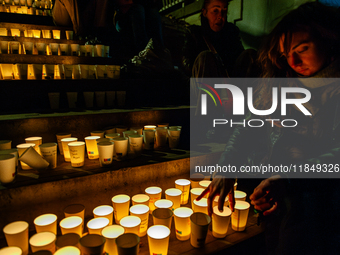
top-left (280, 31), bottom-right (327, 76)
top-left (203, 0), bottom-right (228, 32)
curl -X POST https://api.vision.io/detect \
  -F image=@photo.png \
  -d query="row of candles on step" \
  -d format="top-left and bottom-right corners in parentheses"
top-left (0, 0), bottom-right (52, 15)
top-left (0, 125), bottom-right (182, 184)
top-left (0, 63), bottom-right (120, 80)
top-left (0, 178), bottom-right (250, 255)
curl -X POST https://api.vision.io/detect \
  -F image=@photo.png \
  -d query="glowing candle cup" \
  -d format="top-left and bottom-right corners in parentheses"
top-left (34, 213), bottom-right (57, 234)
top-left (39, 143), bottom-right (57, 169)
top-left (190, 188), bottom-right (204, 208)
top-left (0, 140), bottom-right (11, 150)
top-left (97, 141), bottom-right (114, 167)
top-left (131, 194), bottom-right (150, 206)
top-left (190, 173), bottom-right (206, 189)
top-left (143, 130), bottom-right (155, 150)
top-left (231, 201), bottom-right (250, 231)
top-left (59, 216), bottom-right (83, 236)
top-left (19, 147), bottom-right (49, 170)
top-left (154, 199), bottom-right (173, 210)
top-left (129, 204), bottom-right (149, 237)
top-left (111, 194), bottom-right (130, 223)
top-left (112, 137), bottom-right (128, 161)
top-left (68, 141), bottom-right (85, 167)
top-left (101, 225), bottom-right (124, 255)
top-left (17, 143), bottom-right (35, 170)
top-left (25, 136), bottom-right (42, 155)
top-left (0, 154), bottom-right (16, 184)
top-left (93, 205), bottom-right (114, 225)
top-left (147, 225), bottom-right (170, 255)
top-left (61, 138), bottom-right (78, 162)
top-left (0, 247), bottom-right (22, 255)
top-left (175, 179), bottom-right (191, 204)
top-left (235, 190), bottom-right (247, 201)
top-left (190, 212), bottom-right (211, 248)
top-left (173, 207), bottom-right (193, 241)
top-left (145, 186), bottom-right (162, 214)
top-left (119, 216), bottom-right (141, 236)
top-left (29, 232), bottom-right (56, 253)
top-left (54, 246), bottom-right (80, 255)
top-left (193, 198), bottom-right (208, 215)
top-left (56, 133), bottom-right (71, 155)
top-left (212, 206), bottom-right (232, 238)
top-left (165, 188), bottom-right (182, 210)
top-left (3, 221), bottom-right (29, 255)
top-left (87, 217), bottom-right (109, 235)
top-left (152, 208), bottom-right (173, 229)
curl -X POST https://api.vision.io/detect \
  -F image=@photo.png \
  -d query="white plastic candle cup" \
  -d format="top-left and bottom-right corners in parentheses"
top-left (80, 45), bottom-right (86, 56)
top-left (95, 44), bottom-right (104, 57)
top-left (104, 45), bottom-right (110, 57)
top-left (145, 186), bottom-right (162, 214)
top-left (29, 232), bottom-right (56, 253)
top-left (13, 63), bottom-right (26, 80)
top-left (89, 131), bottom-right (104, 138)
top-left (96, 65), bottom-right (106, 79)
top-left (56, 133), bottom-right (71, 155)
top-left (152, 208), bottom-right (173, 229)
top-left (115, 233), bottom-right (140, 255)
top-left (95, 91), bottom-right (105, 107)
top-left (0, 149), bottom-right (18, 167)
top-left (0, 41), bottom-right (9, 54)
top-left (199, 180), bottom-right (211, 197)
top-left (173, 207), bottom-right (193, 241)
top-left (54, 246), bottom-right (80, 255)
top-left (16, 143), bottom-right (35, 170)
top-left (231, 201), bottom-right (250, 231)
top-left (34, 213), bottom-right (57, 234)
top-left (168, 128), bottom-right (181, 149)
top-left (72, 65), bottom-right (81, 79)
top-left (97, 141), bottom-right (114, 167)
top-left (65, 30), bottom-right (74, 40)
top-left (19, 146), bottom-right (49, 170)
top-left (48, 43), bottom-right (59, 55)
top-left (10, 42), bottom-right (21, 54)
top-left (42, 64), bottom-right (54, 79)
top-left (193, 198), bottom-right (208, 215)
top-left (83, 91), bottom-right (94, 108)
top-left (79, 234), bottom-right (106, 255)
top-left (123, 130), bottom-right (137, 138)
top-left (190, 188), bottom-right (204, 208)
top-left (10, 28), bottom-right (20, 37)
top-left (61, 137), bottom-right (78, 162)
top-left (80, 65), bottom-right (89, 79)
top-left (97, 138), bottom-right (112, 144)
top-left (105, 91), bottom-right (115, 107)
top-left (42, 30), bottom-right (51, 39)
top-left (0, 247), bottom-right (22, 255)
top-left (212, 206), bottom-right (231, 238)
top-left (93, 205), bottom-right (114, 225)
top-left (116, 91), bottom-right (126, 107)
top-left (115, 126), bottom-right (128, 136)
top-left (157, 123), bottom-right (169, 128)
top-left (130, 127), bottom-right (143, 135)
top-left (24, 29), bottom-right (33, 38)
top-left (175, 179), bottom-right (191, 205)
top-left (190, 173), bottom-right (206, 189)
top-left (147, 225), bottom-right (170, 255)
top-left (165, 188), bottom-right (182, 210)
top-left (0, 28), bottom-right (8, 36)
top-left (213, 195), bottom-right (229, 209)
top-left (85, 45), bottom-right (93, 57)
top-left (111, 194), bottom-right (130, 223)
top-left (64, 66), bottom-right (73, 79)
top-left (55, 233), bottom-right (80, 250)
top-left (111, 137), bottom-right (128, 161)
top-left (59, 216), bottom-right (83, 236)
top-left (155, 127), bottom-right (168, 148)
top-left (0, 154), bottom-right (16, 184)
top-left (131, 194), bottom-right (150, 206)
top-left (190, 212), bottom-right (211, 248)
top-left (25, 136), bottom-right (42, 155)
top-left (32, 29), bottom-right (41, 38)
top-left (154, 199), bottom-right (173, 210)
top-left (0, 140), bottom-right (11, 150)
top-left (119, 216), bottom-right (141, 236)
top-left (52, 30), bottom-right (61, 39)
top-left (129, 204), bottom-right (149, 237)
top-left (143, 130), bottom-right (155, 150)
top-left (70, 44), bottom-right (79, 56)
top-left (101, 225), bottom-right (125, 255)
top-left (35, 43), bottom-right (46, 55)
top-left (87, 217), bottom-right (110, 235)
top-left (85, 136), bottom-right (100, 159)
top-left (128, 134), bottom-right (143, 158)
top-left (105, 133), bottom-right (120, 139)
top-left (60, 44), bottom-right (69, 56)
top-left (3, 221), bottom-right (29, 255)
top-left (54, 64), bottom-right (64, 79)
top-left (23, 41), bottom-right (33, 55)
top-left (39, 143), bottom-right (57, 169)
top-left (235, 190), bottom-right (247, 201)
top-left (64, 204), bottom-right (85, 221)
top-left (68, 142), bottom-right (85, 167)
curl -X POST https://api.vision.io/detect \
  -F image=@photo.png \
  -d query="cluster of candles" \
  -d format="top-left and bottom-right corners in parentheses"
top-left (0, 63), bottom-right (120, 80)
top-left (0, 176), bottom-right (251, 255)
top-left (0, 28), bottom-right (110, 57)
top-left (0, 124), bottom-right (182, 184)
top-left (0, 0), bottom-right (52, 15)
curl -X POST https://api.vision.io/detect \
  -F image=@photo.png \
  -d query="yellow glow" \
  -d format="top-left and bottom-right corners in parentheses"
top-left (147, 225), bottom-right (170, 255)
top-left (0, 247), bottom-right (22, 255)
top-left (154, 199), bottom-right (173, 210)
top-left (85, 136), bottom-right (100, 159)
top-left (87, 217), bottom-right (110, 235)
top-left (54, 246), bottom-right (80, 255)
top-left (234, 190), bottom-right (247, 200)
top-left (173, 208), bottom-right (193, 241)
top-left (132, 194), bottom-right (150, 205)
top-left (193, 198), bottom-right (208, 214)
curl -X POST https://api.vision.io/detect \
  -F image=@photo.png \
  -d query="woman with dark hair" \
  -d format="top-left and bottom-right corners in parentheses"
top-left (197, 2), bottom-right (340, 254)
top-left (182, 0), bottom-right (244, 78)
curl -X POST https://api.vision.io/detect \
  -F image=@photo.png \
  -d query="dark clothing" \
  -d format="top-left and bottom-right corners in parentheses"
top-left (182, 19), bottom-right (244, 77)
